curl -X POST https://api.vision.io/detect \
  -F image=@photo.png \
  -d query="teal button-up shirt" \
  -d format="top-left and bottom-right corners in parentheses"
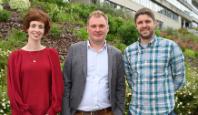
top-left (124, 36), bottom-right (185, 115)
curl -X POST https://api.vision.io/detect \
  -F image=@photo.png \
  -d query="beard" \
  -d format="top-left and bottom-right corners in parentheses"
top-left (139, 30), bottom-right (154, 40)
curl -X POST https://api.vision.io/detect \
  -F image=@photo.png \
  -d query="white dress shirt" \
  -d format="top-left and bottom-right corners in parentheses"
top-left (77, 41), bottom-right (111, 111)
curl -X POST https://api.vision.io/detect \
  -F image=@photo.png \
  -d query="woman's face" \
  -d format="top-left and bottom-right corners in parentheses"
top-left (27, 21), bottom-right (45, 41)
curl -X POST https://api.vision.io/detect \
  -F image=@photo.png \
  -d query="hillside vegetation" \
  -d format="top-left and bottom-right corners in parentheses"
top-left (0, 0), bottom-right (198, 114)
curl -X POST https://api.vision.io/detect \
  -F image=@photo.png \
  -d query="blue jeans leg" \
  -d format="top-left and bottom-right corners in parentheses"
top-left (127, 110), bottom-right (175, 115)
top-left (128, 111), bottom-right (132, 115)
top-left (169, 110), bottom-right (176, 115)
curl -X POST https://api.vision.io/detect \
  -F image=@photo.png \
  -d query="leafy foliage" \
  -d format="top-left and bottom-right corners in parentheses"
top-left (75, 27), bottom-right (88, 40)
top-left (115, 43), bottom-right (127, 52)
top-left (175, 64), bottom-right (198, 114)
top-left (0, 28), bottom-right (26, 50)
top-left (49, 23), bottom-right (62, 38)
top-left (117, 21), bottom-right (138, 45)
top-left (0, 4), bottom-right (3, 10)
top-left (155, 28), bottom-right (161, 36)
top-left (0, 10), bottom-right (11, 22)
top-left (9, 0), bottom-right (30, 11)
top-left (0, 49), bottom-right (10, 114)
top-left (184, 49), bottom-right (198, 58)
top-left (38, 0), bottom-right (66, 6)
top-left (0, 1), bottom-right (198, 115)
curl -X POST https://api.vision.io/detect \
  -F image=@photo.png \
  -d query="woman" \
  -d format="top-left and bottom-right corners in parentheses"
top-left (7, 8), bottom-right (64, 115)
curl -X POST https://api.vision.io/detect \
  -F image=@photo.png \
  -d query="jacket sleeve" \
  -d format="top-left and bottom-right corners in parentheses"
top-left (47, 49), bottom-right (64, 115)
top-left (115, 52), bottom-right (126, 115)
top-left (7, 51), bottom-right (31, 114)
top-left (61, 46), bottom-right (73, 115)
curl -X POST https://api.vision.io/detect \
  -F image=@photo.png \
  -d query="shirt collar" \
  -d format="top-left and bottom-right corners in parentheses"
top-left (87, 40), bottom-right (107, 52)
top-left (138, 35), bottom-right (156, 48)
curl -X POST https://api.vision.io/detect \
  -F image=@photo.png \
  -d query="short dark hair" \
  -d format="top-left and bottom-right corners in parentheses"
top-left (23, 8), bottom-right (50, 35)
top-left (134, 8), bottom-right (155, 23)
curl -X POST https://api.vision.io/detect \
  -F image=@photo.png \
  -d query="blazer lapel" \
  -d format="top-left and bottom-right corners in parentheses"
top-left (107, 45), bottom-right (113, 84)
top-left (81, 41), bottom-right (87, 79)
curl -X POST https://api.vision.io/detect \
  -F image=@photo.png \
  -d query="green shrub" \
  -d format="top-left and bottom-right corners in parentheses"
top-left (0, 49), bottom-right (10, 114)
top-left (180, 32), bottom-right (198, 42)
top-left (106, 34), bottom-right (116, 42)
top-left (56, 11), bottom-right (70, 22)
top-left (49, 9), bottom-right (60, 22)
top-left (117, 21), bottom-right (138, 45)
top-left (195, 27), bottom-right (198, 31)
top-left (31, 1), bottom-right (46, 10)
top-left (164, 27), bottom-right (178, 36)
top-left (162, 27), bottom-right (198, 44)
top-left (75, 27), bottom-right (88, 40)
top-left (0, 68), bottom-right (10, 114)
top-left (0, 28), bottom-right (26, 50)
top-left (155, 28), bottom-right (161, 36)
top-left (178, 28), bottom-right (190, 35)
top-left (0, 91), bottom-right (10, 115)
top-left (95, 2), bottom-right (127, 18)
top-left (49, 23), bottom-right (62, 39)
top-left (71, 4), bottom-right (94, 23)
top-left (115, 43), bottom-right (127, 52)
top-left (175, 64), bottom-right (198, 114)
top-left (184, 49), bottom-right (198, 58)
top-left (0, 4), bottom-right (3, 10)
top-left (38, 0), bottom-right (65, 6)
top-left (125, 81), bottom-right (132, 115)
top-left (108, 16), bottom-right (138, 46)
top-left (2, 0), bottom-right (9, 3)
top-left (9, 0), bottom-right (30, 11)
top-left (0, 49), bottom-right (10, 70)
top-left (77, 4), bottom-right (91, 20)
top-left (53, 9), bottom-right (78, 22)
top-left (0, 10), bottom-right (11, 22)
top-left (31, 2), bottom-right (69, 23)
top-left (39, 3), bottom-right (60, 22)
top-left (108, 15), bottom-right (124, 34)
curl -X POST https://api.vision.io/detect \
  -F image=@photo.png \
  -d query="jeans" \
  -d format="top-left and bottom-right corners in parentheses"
top-left (127, 110), bottom-right (176, 115)
top-left (169, 110), bottom-right (176, 115)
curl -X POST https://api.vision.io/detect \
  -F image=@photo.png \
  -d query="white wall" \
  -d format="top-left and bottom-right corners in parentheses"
top-left (108, 0), bottom-right (181, 29)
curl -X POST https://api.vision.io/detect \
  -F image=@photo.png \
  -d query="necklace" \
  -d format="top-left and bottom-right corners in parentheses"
top-left (21, 47), bottom-right (46, 63)
top-left (29, 51), bottom-right (40, 63)
top-left (33, 59), bottom-right (37, 63)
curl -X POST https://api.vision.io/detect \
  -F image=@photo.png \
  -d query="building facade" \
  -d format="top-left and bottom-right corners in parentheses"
top-left (71, 0), bottom-right (198, 29)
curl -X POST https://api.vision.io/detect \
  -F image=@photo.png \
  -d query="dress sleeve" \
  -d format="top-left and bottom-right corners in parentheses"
top-left (47, 48), bottom-right (64, 115)
top-left (7, 51), bottom-right (31, 114)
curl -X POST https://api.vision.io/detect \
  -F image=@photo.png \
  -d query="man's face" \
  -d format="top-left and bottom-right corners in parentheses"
top-left (135, 14), bottom-right (156, 40)
top-left (87, 16), bottom-right (109, 43)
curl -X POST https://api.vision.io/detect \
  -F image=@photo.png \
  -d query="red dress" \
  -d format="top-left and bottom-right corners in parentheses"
top-left (7, 48), bottom-right (64, 115)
